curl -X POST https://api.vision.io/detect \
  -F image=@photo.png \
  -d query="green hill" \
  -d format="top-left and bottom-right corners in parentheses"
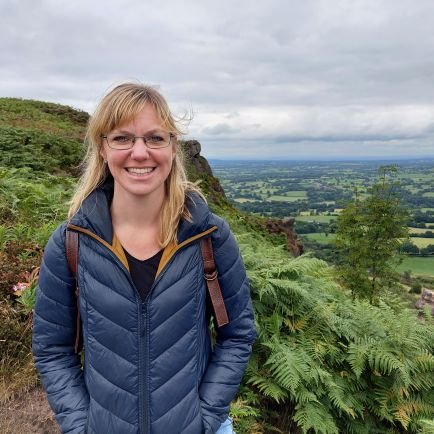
top-left (1, 100), bottom-right (433, 434)
top-left (0, 98), bottom-right (87, 174)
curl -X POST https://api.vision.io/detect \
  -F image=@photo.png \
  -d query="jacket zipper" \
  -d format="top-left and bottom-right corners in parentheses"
top-left (139, 297), bottom-right (147, 434)
top-left (67, 224), bottom-right (217, 433)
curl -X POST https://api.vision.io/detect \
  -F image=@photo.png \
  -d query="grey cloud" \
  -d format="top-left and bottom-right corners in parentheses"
top-left (273, 132), bottom-right (428, 144)
top-left (201, 123), bottom-right (239, 135)
top-left (1, 0), bottom-right (434, 158)
top-left (224, 112), bottom-right (240, 119)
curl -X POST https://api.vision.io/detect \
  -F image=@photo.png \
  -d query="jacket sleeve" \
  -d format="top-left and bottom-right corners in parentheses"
top-left (199, 217), bottom-right (257, 434)
top-left (32, 223), bottom-right (89, 434)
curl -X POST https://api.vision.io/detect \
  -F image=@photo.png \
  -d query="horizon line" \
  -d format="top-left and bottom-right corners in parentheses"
top-left (207, 156), bottom-right (434, 162)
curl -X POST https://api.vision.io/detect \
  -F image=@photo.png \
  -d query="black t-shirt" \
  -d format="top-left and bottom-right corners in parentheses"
top-left (124, 248), bottom-right (163, 300)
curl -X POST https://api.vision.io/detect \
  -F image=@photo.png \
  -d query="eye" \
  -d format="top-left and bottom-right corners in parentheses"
top-left (112, 135), bottom-right (131, 143)
top-left (148, 134), bottom-right (164, 143)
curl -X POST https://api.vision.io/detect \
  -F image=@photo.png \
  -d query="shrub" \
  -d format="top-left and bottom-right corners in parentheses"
top-left (410, 280), bottom-right (423, 294)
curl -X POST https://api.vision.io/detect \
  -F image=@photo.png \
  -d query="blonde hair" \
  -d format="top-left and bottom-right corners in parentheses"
top-left (68, 82), bottom-right (203, 247)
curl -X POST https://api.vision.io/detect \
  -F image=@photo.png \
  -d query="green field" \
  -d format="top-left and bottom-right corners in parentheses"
top-left (302, 233), bottom-right (336, 244)
top-left (404, 186), bottom-right (420, 193)
top-left (396, 256), bottom-right (434, 277)
top-left (401, 173), bottom-right (433, 181)
top-left (234, 198), bottom-right (254, 203)
top-left (409, 227), bottom-right (433, 234)
top-left (242, 181), bottom-right (266, 187)
top-left (410, 238), bottom-right (434, 248)
top-left (296, 215), bottom-right (338, 223)
top-left (281, 190), bottom-right (307, 197)
top-left (265, 191), bottom-right (308, 202)
top-left (268, 195), bottom-right (305, 202)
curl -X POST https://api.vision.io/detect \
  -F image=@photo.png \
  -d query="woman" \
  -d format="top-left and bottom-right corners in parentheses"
top-left (32, 83), bottom-right (256, 434)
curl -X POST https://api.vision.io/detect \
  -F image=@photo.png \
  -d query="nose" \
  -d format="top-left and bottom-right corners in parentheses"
top-left (130, 137), bottom-right (150, 160)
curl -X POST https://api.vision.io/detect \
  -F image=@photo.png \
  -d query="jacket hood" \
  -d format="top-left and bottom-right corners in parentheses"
top-left (69, 177), bottom-right (213, 245)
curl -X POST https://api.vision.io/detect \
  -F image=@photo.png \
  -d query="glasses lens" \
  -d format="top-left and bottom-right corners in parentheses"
top-left (105, 132), bottom-right (172, 149)
top-left (146, 132), bottom-right (171, 149)
top-left (107, 134), bottom-right (133, 150)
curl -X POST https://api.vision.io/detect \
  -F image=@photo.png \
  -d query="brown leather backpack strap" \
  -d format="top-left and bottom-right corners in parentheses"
top-left (65, 230), bottom-right (81, 354)
top-left (66, 230), bottom-right (78, 279)
top-left (200, 237), bottom-right (229, 327)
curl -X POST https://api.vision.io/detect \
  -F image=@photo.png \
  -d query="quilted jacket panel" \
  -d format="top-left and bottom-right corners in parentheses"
top-left (33, 184), bottom-right (256, 434)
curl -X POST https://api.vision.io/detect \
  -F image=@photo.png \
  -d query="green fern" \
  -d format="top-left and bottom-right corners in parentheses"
top-left (294, 402), bottom-right (339, 434)
top-left (416, 419), bottom-right (434, 434)
top-left (230, 227), bottom-right (434, 433)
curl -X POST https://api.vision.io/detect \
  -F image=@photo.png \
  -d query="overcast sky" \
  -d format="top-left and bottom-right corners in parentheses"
top-left (1, 0), bottom-right (434, 159)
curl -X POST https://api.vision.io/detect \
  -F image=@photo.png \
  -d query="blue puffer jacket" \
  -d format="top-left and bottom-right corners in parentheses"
top-left (32, 183), bottom-right (256, 434)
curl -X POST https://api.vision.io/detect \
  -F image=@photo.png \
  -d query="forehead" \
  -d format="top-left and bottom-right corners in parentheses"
top-left (112, 104), bottom-right (165, 132)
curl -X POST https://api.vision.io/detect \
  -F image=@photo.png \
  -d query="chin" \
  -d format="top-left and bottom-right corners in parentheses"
top-left (118, 181), bottom-right (166, 200)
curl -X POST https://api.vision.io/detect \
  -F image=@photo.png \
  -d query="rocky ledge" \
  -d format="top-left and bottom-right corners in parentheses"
top-left (415, 289), bottom-right (434, 315)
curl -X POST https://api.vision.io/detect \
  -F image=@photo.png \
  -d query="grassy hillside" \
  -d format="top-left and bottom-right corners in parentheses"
top-left (0, 98), bottom-right (87, 174)
top-left (1, 100), bottom-right (434, 434)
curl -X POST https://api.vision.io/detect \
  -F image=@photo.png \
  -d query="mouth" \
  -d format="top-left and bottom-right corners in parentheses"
top-left (126, 167), bottom-right (155, 175)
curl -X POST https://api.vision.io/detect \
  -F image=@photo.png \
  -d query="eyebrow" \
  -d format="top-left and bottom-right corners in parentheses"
top-left (111, 128), bottom-right (166, 135)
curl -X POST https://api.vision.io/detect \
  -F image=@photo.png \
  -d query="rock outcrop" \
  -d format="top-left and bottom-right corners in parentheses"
top-left (415, 289), bottom-right (434, 315)
top-left (182, 140), bottom-right (226, 201)
top-left (263, 217), bottom-right (304, 257)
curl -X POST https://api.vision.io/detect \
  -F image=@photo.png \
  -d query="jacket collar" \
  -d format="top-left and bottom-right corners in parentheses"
top-left (69, 177), bottom-right (213, 245)
top-left (69, 177), bottom-right (115, 245)
top-left (177, 193), bottom-right (213, 243)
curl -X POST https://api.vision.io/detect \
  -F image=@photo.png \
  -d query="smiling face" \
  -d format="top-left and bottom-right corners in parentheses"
top-left (100, 104), bottom-right (176, 203)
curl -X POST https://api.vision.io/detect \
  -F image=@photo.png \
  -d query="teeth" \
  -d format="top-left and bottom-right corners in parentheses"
top-left (127, 167), bottom-right (154, 174)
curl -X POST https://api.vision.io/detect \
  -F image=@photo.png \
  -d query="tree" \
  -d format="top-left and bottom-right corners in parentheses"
top-left (410, 280), bottom-right (422, 294)
top-left (335, 166), bottom-right (409, 303)
top-left (400, 240), bottom-right (420, 255)
top-left (420, 245), bottom-right (434, 256)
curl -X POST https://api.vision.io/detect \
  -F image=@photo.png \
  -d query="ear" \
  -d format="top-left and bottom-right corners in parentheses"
top-left (100, 147), bottom-right (107, 162)
top-left (171, 136), bottom-right (177, 160)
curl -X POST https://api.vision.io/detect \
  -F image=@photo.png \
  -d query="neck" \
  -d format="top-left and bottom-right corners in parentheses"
top-left (110, 186), bottom-right (165, 229)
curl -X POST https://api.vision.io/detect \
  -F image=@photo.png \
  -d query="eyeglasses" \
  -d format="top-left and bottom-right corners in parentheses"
top-left (101, 132), bottom-right (174, 150)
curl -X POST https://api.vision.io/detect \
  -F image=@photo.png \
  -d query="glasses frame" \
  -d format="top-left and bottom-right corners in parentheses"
top-left (101, 132), bottom-right (175, 150)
